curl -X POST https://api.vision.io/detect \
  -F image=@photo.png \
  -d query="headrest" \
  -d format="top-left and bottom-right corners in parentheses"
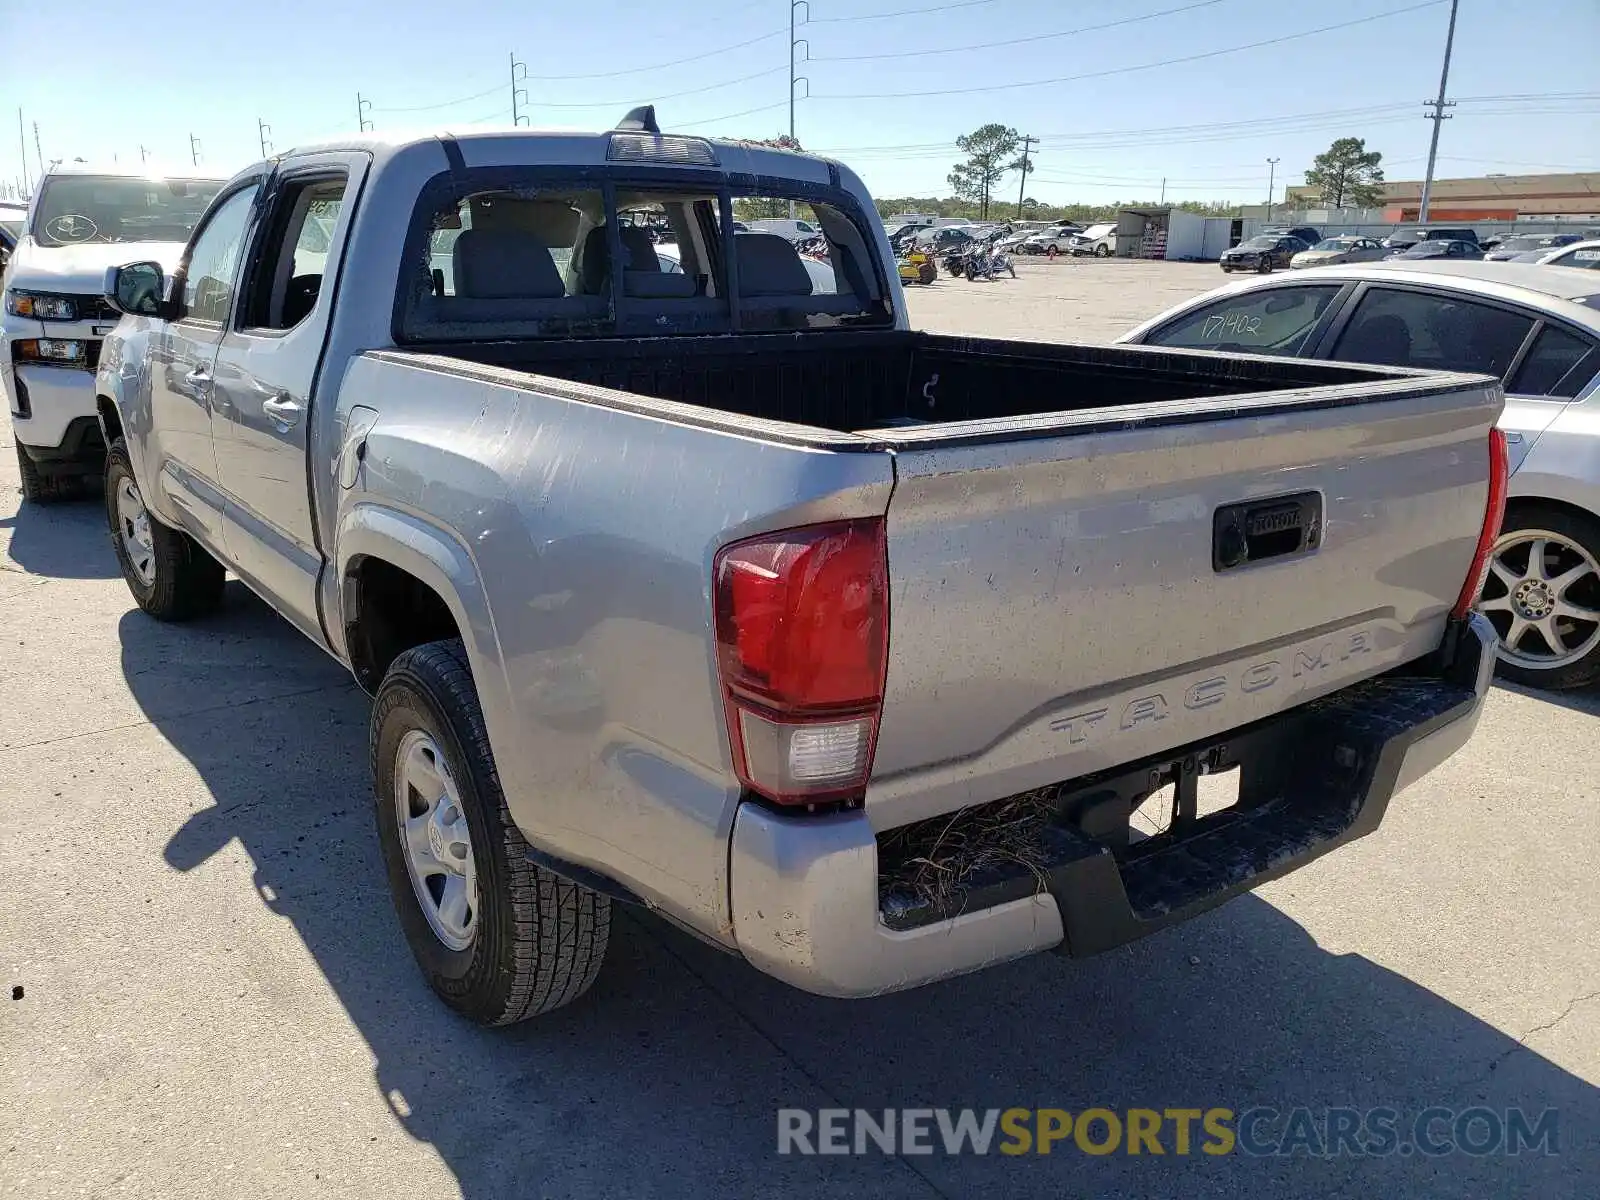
top-left (451, 228), bottom-right (565, 299)
top-left (735, 232), bottom-right (814, 298)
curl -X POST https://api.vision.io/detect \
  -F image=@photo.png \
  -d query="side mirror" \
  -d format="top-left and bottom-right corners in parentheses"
top-left (104, 261), bottom-right (170, 318)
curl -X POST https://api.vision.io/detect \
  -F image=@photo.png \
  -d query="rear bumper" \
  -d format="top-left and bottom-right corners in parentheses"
top-left (727, 615), bottom-right (1495, 997)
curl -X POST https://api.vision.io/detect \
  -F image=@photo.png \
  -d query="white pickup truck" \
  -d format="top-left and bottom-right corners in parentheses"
top-left (2, 164), bottom-right (222, 500)
top-left (94, 111), bottom-right (1503, 1025)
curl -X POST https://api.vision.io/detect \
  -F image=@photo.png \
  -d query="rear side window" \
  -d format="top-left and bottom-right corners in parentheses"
top-left (1330, 287), bottom-right (1533, 377)
top-left (1144, 285), bottom-right (1342, 356)
top-left (1508, 324), bottom-right (1600, 398)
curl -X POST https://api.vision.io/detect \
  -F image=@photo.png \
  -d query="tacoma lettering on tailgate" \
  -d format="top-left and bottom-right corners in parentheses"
top-left (1049, 628), bottom-right (1375, 746)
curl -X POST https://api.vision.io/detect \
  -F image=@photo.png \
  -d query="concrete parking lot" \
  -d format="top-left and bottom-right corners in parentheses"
top-left (2, 264), bottom-right (1596, 1199)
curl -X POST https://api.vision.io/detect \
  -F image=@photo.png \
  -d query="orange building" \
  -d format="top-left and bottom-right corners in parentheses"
top-left (1285, 172), bottom-right (1600, 223)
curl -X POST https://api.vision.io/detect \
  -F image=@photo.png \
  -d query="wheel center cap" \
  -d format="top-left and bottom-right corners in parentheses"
top-left (428, 822), bottom-right (447, 861)
top-left (1513, 579), bottom-right (1554, 619)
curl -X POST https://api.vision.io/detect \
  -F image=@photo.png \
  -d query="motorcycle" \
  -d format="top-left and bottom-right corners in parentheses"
top-left (963, 238), bottom-right (1016, 280)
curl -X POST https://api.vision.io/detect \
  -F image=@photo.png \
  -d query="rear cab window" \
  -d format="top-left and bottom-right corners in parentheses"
top-left (1143, 284), bottom-right (1344, 356)
top-left (397, 167), bottom-right (892, 342)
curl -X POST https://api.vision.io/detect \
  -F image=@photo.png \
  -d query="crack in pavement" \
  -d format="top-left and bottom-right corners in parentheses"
top-left (1457, 988), bottom-right (1600, 1087)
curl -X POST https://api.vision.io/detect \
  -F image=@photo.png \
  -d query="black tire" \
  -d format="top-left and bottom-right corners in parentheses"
top-left (1007, 263), bottom-right (1016, 278)
top-left (16, 442), bottom-right (76, 504)
top-left (104, 439), bottom-right (226, 621)
top-left (1095, 243), bottom-right (1111, 257)
top-left (1257, 257), bottom-right (1273, 273)
top-left (1479, 504), bottom-right (1600, 691)
top-left (372, 639), bottom-right (611, 1025)
top-left (1221, 265), bottom-right (1233, 273)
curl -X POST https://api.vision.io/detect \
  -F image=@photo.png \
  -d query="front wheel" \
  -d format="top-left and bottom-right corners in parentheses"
top-left (1477, 505), bottom-right (1600, 690)
top-left (1257, 258), bottom-right (1273, 273)
top-left (15, 443), bottom-right (78, 504)
top-left (372, 639), bottom-right (611, 1024)
top-left (1094, 243), bottom-right (1111, 257)
top-left (1007, 262), bottom-right (1017, 278)
top-left (1221, 265), bottom-right (1233, 273)
top-left (104, 439), bottom-right (225, 620)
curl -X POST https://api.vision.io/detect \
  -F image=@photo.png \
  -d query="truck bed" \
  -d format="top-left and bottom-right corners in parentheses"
top-left (411, 330), bottom-right (1397, 435)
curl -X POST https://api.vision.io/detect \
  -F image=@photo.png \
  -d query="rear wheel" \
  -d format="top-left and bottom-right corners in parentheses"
top-left (372, 639), bottom-right (611, 1024)
top-left (104, 439), bottom-right (225, 621)
top-left (1477, 505), bottom-right (1600, 690)
top-left (1094, 243), bottom-right (1111, 257)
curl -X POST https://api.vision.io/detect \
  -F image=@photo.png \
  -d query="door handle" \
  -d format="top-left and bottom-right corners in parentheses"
top-left (261, 395), bottom-right (304, 429)
top-left (184, 365), bottom-right (210, 385)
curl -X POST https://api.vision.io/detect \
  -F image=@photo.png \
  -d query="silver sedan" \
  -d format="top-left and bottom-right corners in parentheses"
top-left (1120, 261), bottom-right (1600, 689)
top-left (1290, 236), bottom-right (1387, 269)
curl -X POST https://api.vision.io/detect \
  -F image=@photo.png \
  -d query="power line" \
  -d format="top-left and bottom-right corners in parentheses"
top-left (810, 0), bottom-right (998, 22)
top-left (681, 99), bottom-right (792, 127)
top-left (536, 28), bottom-right (786, 81)
top-left (375, 81), bottom-right (506, 114)
top-left (815, 0), bottom-right (1227, 62)
top-left (529, 65), bottom-right (787, 108)
top-left (813, 1), bottom-right (1447, 100)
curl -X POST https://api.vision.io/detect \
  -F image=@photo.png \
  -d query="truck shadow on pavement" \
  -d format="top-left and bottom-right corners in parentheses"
top-left (0, 491), bottom-right (120, 579)
top-left (122, 590), bottom-right (1596, 1200)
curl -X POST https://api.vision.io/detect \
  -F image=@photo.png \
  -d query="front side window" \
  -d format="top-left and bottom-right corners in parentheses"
top-left (1330, 287), bottom-right (1534, 377)
top-left (32, 174), bottom-right (224, 246)
top-left (181, 185), bottom-right (261, 324)
top-left (241, 175), bottom-right (348, 331)
top-left (1144, 285), bottom-right (1342, 356)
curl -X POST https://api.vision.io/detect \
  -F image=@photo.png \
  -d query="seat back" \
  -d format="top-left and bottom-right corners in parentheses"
top-left (452, 229), bottom-right (565, 299)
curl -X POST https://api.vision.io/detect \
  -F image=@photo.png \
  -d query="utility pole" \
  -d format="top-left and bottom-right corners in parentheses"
top-left (139, 145), bottom-right (149, 165)
top-left (357, 93), bottom-right (374, 133)
top-left (1265, 157), bottom-right (1280, 220)
top-left (790, 0), bottom-right (812, 219)
top-left (33, 122), bottom-right (45, 180)
top-left (189, 134), bottom-right (202, 166)
top-left (1160, 177), bottom-right (1166, 205)
top-left (258, 119), bottom-right (273, 157)
top-left (1014, 134), bottom-right (1037, 219)
top-left (1418, 0), bottom-right (1459, 223)
top-left (16, 109), bottom-right (27, 193)
top-left (511, 53), bottom-right (529, 126)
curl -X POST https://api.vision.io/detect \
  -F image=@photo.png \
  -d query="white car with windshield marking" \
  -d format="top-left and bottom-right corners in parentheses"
top-left (2, 164), bottom-right (223, 501)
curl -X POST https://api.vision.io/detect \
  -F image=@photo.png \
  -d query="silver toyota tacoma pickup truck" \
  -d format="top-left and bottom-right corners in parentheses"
top-left (94, 110), bottom-right (1505, 1026)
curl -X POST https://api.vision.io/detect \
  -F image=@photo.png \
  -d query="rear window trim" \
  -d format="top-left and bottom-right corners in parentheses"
top-left (390, 164), bottom-right (892, 345)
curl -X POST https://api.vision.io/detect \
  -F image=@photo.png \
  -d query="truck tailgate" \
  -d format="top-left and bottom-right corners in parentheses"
top-left (868, 373), bottom-right (1501, 829)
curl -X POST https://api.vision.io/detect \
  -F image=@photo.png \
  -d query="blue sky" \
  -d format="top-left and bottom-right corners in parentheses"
top-left (2, 0), bottom-right (1596, 206)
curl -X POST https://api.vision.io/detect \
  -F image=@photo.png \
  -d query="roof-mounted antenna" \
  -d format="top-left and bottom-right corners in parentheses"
top-left (615, 105), bottom-right (660, 134)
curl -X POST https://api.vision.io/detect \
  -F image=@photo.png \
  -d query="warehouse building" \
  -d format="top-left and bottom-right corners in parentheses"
top-left (1284, 171), bottom-right (1600, 222)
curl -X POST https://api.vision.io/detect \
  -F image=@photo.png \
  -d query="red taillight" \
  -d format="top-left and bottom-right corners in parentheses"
top-left (713, 519), bottom-right (888, 806)
top-left (1452, 427), bottom-right (1509, 620)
